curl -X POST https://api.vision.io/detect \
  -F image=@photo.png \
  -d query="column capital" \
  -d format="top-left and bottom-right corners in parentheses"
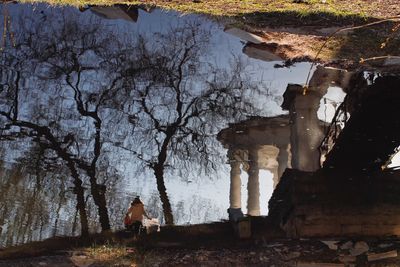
top-left (281, 84), bottom-right (303, 111)
top-left (282, 84), bottom-right (322, 111)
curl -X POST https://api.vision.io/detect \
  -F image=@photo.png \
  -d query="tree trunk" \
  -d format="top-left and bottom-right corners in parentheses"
top-left (86, 121), bottom-right (111, 232)
top-left (73, 179), bottom-right (89, 237)
top-left (87, 169), bottom-right (111, 231)
top-left (68, 162), bottom-right (89, 237)
top-left (152, 129), bottom-right (176, 225)
top-left (53, 181), bottom-right (66, 237)
top-left (154, 164), bottom-right (174, 225)
top-left (91, 185), bottom-right (110, 231)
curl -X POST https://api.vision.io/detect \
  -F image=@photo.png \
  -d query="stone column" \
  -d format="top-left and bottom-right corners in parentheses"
top-left (229, 159), bottom-right (242, 209)
top-left (227, 149), bottom-right (244, 221)
top-left (261, 145), bottom-right (280, 188)
top-left (270, 166), bottom-right (279, 188)
top-left (282, 84), bottom-right (324, 172)
top-left (247, 147), bottom-right (260, 216)
top-left (280, 66), bottom-right (354, 172)
top-left (277, 143), bottom-right (290, 184)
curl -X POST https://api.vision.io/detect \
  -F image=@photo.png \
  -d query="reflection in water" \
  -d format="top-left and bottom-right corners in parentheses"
top-left (82, 5), bottom-right (141, 22)
top-left (0, 146), bottom-right (82, 246)
top-left (219, 66), bottom-right (400, 223)
top-left (115, 22), bottom-right (258, 225)
top-left (217, 65), bottom-right (351, 221)
top-left (323, 74), bottom-right (400, 173)
top-left (0, 3), bottom-right (263, 245)
top-left (1, 2), bottom-right (399, 246)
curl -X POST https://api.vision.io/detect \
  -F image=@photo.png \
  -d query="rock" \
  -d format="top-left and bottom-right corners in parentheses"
top-left (367, 250), bottom-right (398, 262)
top-left (70, 255), bottom-right (95, 267)
top-left (182, 254), bottom-right (191, 260)
top-left (321, 241), bottom-right (339, 250)
top-left (297, 262), bottom-right (344, 267)
top-left (72, 251), bottom-right (86, 256)
top-left (338, 255), bottom-right (356, 263)
top-left (283, 251), bottom-right (301, 261)
top-left (349, 241), bottom-right (369, 256)
top-left (224, 27), bottom-right (265, 44)
top-left (196, 255), bottom-right (206, 261)
top-left (340, 241), bottom-right (353, 250)
top-left (264, 243), bottom-right (283, 248)
top-left (243, 43), bottom-right (284, 62)
top-left (292, 0), bottom-right (308, 3)
top-left (126, 247), bottom-right (136, 253)
top-left (378, 243), bottom-right (393, 249)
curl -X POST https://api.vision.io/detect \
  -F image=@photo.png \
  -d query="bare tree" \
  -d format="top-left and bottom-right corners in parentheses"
top-left (0, 145), bottom-right (77, 245)
top-left (0, 13), bottom-right (261, 230)
top-left (0, 14), bottom-right (128, 234)
top-left (116, 24), bottom-right (259, 224)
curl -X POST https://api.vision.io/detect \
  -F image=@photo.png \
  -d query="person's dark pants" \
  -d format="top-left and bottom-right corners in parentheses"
top-left (133, 221), bottom-right (142, 236)
top-left (126, 221), bottom-right (143, 236)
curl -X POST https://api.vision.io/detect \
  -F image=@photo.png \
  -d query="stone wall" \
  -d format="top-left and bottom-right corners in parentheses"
top-left (269, 169), bottom-right (400, 238)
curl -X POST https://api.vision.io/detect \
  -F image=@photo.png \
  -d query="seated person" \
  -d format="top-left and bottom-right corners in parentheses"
top-left (124, 196), bottom-right (149, 236)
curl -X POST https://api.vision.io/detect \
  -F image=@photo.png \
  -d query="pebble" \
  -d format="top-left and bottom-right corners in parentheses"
top-left (378, 243), bottom-right (393, 249)
top-left (340, 241), bottom-right (353, 250)
top-left (283, 251), bottom-right (301, 261)
top-left (321, 241), bottom-right (339, 250)
top-left (349, 241), bottom-right (369, 256)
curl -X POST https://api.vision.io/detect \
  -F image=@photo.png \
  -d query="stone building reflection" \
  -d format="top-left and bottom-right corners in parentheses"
top-left (218, 115), bottom-right (291, 219)
top-left (218, 66), bottom-right (353, 220)
top-left (79, 5), bottom-right (154, 23)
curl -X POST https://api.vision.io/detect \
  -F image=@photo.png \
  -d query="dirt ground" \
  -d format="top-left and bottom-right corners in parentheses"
top-left (2, 237), bottom-right (400, 267)
top-left (139, 238), bottom-right (400, 267)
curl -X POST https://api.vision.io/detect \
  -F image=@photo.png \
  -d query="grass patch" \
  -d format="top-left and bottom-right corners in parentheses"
top-left (10, 0), bottom-right (400, 65)
top-left (0, 233), bottom-right (139, 266)
top-left (245, 19), bottom-right (400, 65)
top-left (318, 22), bottom-right (400, 63)
top-left (0, 231), bottom-right (132, 260)
top-left (89, 244), bottom-right (129, 261)
top-left (87, 243), bottom-right (138, 266)
top-left (17, 0), bottom-right (399, 20)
